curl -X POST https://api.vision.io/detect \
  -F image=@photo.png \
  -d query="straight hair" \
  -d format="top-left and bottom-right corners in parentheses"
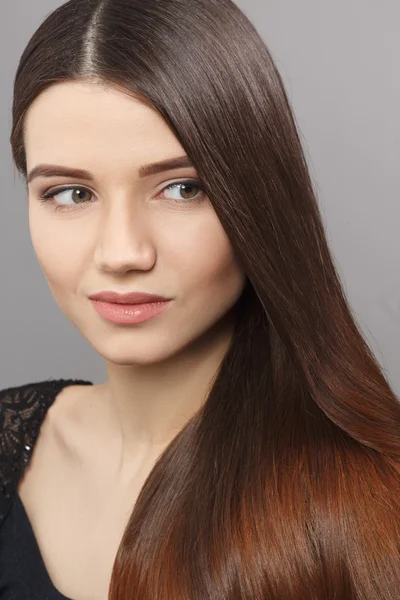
top-left (10, 0), bottom-right (400, 598)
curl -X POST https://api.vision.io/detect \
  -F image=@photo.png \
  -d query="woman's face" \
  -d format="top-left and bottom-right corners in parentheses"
top-left (24, 81), bottom-right (247, 365)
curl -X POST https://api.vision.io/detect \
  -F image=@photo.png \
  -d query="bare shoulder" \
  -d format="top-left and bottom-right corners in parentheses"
top-left (0, 380), bottom-right (88, 457)
top-left (17, 382), bottom-right (103, 501)
top-left (40, 382), bottom-right (107, 461)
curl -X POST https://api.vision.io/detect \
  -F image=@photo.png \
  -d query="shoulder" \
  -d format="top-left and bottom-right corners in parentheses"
top-left (0, 379), bottom-right (57, 414)
top-left (0, 379), bottom-right (93, 524)
top-left (0, 378), bottom-right (94, 469)
top-left (0, 380), bottom-right (57, 448)
top-left (0, 378), bottom-right (94, 414)
top-left (0, 380), bottom-right (64, 524)
top-left (0, 379), bottom-right (92, 441)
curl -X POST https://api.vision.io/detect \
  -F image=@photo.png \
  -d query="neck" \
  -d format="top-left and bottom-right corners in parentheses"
top-left (95, 308), bottom-right (238, 475)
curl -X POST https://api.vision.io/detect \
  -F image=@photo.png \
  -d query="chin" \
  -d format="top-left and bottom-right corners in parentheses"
top-left (88, 336), bottom-right (186, 367)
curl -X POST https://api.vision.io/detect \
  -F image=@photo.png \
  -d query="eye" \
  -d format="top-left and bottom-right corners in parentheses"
top-left (162, 181), bottom-right (205, 203)
top-left (37, 179), bottom-right (206, 213)
top-left (38, 186), bottom-right (94, 212)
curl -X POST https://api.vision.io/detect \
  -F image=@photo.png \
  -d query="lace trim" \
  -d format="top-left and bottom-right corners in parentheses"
top-left (0, 378), bottom-right (93, 525)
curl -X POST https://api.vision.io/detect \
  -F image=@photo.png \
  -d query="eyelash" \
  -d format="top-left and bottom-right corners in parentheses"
top-left (37, 179), bottom-right (206, 213)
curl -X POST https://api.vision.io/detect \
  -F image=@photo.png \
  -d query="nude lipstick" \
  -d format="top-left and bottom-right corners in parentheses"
top-left (88, 291), bottom-right (172, 325)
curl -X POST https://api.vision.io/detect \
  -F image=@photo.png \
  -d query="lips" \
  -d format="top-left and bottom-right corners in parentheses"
top-left (88, 291), bottom-right (170, 305)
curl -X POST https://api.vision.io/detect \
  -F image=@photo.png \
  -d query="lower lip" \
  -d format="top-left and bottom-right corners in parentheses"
top-left (90, 299), bottom-right (171, 324)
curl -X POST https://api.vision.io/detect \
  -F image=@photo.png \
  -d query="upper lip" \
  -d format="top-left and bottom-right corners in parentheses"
top-left (89, 291), bottom-right (170, 304)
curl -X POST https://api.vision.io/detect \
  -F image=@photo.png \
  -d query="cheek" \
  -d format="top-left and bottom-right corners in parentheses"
top-left (176, 217), bottom-right (246, 301)
top-left (29, 210), bottom-right (84, 291)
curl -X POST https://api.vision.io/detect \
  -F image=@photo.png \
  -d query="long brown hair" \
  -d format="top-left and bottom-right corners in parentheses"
top-left (10, 0), bottom-right (400, 598)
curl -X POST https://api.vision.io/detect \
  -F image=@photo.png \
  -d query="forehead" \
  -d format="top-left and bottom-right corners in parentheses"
top-left (24, 81), bottom-right (183, 172)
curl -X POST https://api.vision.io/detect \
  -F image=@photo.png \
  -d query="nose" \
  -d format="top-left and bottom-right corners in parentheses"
top-left (93, 203), bottom-right (156, 274)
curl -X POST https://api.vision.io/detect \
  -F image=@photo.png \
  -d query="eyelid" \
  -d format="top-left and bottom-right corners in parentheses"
top-left (38, 177), bottom-right (204, 198)
top-left (37, 178), bottom-right (207, 215)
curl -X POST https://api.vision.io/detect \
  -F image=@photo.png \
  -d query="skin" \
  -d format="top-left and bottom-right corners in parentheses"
top-left (21, 80), bottom-right (247, 598)
top-left (21, 81), bottom-right (247, 592)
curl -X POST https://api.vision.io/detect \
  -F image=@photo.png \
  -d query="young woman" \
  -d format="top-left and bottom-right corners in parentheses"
top-left (1, 0), bottom-right (399, 598)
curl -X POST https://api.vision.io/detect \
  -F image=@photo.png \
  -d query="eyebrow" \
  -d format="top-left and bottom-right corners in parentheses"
top-left (26, 155), bottom-right (194, 184)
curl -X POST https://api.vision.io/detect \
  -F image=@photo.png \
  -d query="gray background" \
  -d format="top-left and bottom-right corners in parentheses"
top-left (1, 1), bottom-right (399, 393)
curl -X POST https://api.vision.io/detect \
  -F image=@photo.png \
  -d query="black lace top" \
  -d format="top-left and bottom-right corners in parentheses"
top-left (0, 378), bottom-right (93, 599)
